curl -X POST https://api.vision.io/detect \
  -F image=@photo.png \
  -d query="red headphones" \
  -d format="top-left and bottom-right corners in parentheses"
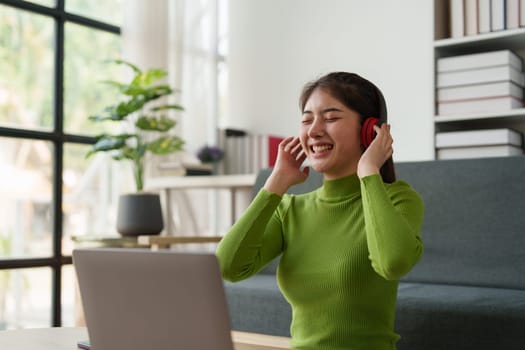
top-left (360, 85), bottom-right (388, 148)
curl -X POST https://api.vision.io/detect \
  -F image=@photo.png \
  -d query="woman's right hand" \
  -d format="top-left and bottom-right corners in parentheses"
top-left (263, 137), bottom-right (309, 196)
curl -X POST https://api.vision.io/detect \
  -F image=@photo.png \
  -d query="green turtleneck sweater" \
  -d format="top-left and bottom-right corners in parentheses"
top-left (216, 173), bottom-right (424, 350)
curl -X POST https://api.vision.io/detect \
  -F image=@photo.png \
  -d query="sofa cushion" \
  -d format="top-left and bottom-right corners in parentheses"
top-left (225, 278), bottom-right (525, 349)
top-left (223, 275), bottom-right (292, 337)
top-left (395, 282), bottom-right (525, 350)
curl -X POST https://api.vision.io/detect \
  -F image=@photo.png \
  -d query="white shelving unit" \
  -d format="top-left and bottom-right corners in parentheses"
top-left (433, 2), bottom-right (525, 140)
top-left (435, 108), bottom-right (525, 123)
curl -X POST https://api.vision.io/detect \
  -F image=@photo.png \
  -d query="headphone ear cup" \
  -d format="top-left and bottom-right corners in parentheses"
top-left (360, 117), bottom-right (380, 148)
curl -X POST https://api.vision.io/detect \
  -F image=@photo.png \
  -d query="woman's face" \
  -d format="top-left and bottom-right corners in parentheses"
top-left (299, 87), bottom-right (362, 180)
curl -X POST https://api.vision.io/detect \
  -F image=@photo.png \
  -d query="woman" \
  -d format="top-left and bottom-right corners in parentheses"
top-left (216, 72), bottom-right (424, 350)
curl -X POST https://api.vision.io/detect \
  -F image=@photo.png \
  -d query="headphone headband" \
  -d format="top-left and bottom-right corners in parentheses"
top-left (374, 84), bottom-right (388, 125)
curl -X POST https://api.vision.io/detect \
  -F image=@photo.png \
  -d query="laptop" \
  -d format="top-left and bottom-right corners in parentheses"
top-left (73, 248), bottom-right (234, 350)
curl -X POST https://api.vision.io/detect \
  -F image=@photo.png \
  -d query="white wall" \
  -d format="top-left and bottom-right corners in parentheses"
top-left (226, 0), bottom-right (435, 161)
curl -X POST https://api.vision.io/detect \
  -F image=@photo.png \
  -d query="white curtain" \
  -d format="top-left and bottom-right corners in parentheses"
top-left (121, 0), bottom-right (223, 237)
top-left (122, 0), bottom-right (219, 176)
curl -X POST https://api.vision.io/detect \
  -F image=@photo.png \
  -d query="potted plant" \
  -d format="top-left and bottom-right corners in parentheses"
top-left (197, 144), bottom-right (224, 174)
top-left (87, 59), bottom-right (184, 236)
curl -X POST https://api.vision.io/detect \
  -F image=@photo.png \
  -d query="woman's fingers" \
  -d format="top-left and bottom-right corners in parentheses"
top-left (280, 137), bottom-right (303, 158)
top-left (373, 124), bottom-right (393, 149)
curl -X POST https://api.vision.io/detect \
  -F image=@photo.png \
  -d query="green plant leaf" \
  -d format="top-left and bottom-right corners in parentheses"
top-left (147, 136), bottom-right (185, 155)
top-left (86, 59), bottom-right (185, 191)
top-left (144, 85), bottom-right (173, 98)
top-left (115, 97), bottom-right (147, 116)
top-left (135, 115), bottom-right (176, 132)
top-left (86, 134), bottom-right (137, 158)
top-left (150, 104), bottom-right (184, 112)
top-left (99, 80), bottom-right (145, 97)
top-left (109, 59), bottom-right (142, 75)
top-left (132, 68), bottom-right (168, 88)
top-left (111, 145), bottom-right (142, 161)
top-left (89, 94), bottom-right (161, 121)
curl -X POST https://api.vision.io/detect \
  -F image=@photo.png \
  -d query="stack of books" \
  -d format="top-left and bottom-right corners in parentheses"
top-left (436, 50), bottom-right (525, 116)
top-left (157, 161), bottom-right (213, 176)
top-left (217, 128), bottom-right (284, 175)
top-left (435, 128), bottom-right (524, 159)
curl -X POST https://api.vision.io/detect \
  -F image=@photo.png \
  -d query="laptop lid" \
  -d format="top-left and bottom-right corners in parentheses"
top-left (73, 248), bottom-right (234, 350)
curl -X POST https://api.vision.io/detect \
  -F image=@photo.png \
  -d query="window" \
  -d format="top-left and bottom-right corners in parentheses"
top-left (0, 0), bottom-right (230, 329)
top-left (0, 0), bottom-right (122, 329)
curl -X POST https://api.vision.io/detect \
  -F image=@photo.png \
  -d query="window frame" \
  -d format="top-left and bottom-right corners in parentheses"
top-left (0, 0), bottom-right (120, 327)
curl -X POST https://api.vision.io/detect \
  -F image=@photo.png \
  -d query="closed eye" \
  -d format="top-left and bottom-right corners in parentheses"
top-left (301, 111), bottom-right (313, 124)
top-left (323, 108), bottom-right (343, 121)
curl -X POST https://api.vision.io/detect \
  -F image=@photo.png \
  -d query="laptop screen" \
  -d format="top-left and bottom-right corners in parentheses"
top-left (73, 248), bottom-right (234, 350)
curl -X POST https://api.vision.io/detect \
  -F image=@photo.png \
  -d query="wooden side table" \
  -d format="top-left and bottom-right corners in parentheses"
top-left (71, 234), bottom-right (222, 251)
top-left (70, 235), bottom-right (147, 249)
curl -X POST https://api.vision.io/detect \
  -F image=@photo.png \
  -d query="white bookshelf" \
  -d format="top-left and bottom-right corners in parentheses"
top-left (433, 2), bottom-right (525, 154)
top-left (434, 108), bottom-right (525, 123)
top-left (434, 28), bottom-right (525, 53)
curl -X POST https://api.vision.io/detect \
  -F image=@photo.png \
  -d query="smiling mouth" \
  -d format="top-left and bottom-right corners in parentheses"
top-left (311, 144), bottom-right (333, 153)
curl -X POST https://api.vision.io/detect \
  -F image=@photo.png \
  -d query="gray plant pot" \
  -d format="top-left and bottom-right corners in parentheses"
top-left (116, 192), bottom-right (164, 236)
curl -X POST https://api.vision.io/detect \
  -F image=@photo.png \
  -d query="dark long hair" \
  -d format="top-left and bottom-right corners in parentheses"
top-left (299, 72), bottom-right (396, 183)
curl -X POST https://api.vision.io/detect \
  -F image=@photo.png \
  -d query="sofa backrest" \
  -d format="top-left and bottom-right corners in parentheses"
top-left (252, 156), bottom-right (525, 290)
top-left (396, 155), bottom-right (525, 290)
top-left (251, 168), bottom-right (324, 198)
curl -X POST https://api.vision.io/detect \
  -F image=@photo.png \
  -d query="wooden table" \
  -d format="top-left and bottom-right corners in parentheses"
top-left (0, 327), bottom-right (291, 350)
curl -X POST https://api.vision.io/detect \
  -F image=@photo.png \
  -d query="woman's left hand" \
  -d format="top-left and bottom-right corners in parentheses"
top-left (357, 123), bottom-right (393, 178)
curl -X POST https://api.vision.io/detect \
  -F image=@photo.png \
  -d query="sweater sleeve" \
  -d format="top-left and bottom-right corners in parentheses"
top-left (360, 174), bottom-right (424, 280)
top-left (215, 189), bottom-right (285, 282)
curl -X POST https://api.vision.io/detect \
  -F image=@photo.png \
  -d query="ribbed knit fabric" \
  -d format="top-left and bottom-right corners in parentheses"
top-left (216, 173), bottom-right (424, 350)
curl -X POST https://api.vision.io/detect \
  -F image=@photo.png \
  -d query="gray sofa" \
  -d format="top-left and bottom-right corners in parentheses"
top-left (222, 155), bottom-right (525, 350)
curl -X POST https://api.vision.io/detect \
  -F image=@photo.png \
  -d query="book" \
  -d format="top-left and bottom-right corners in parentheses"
top-left (434, 0), bottom-right (449, 39)
top-left (248, 133), bottom-right (285, 171)
top-left (507, 0), bottom-right (520, 29)
top-left (219, 131), bottom-right (285, 174)
top-left (437, 145), bottom-right (524, 159)
top-left (158, 161), bottom-right (213, 176)
top-left (437, 81), bottom-right (524, 102)
top-left (437, 96), bottom-right (524, 115)
top-left (465, 0), bottom-right (478, 35)
top-left (450, 0), bottom-right (465, 38)
top-left (436, 65), bottom-right (525, 88)
top-left (222, 128), bottom-right (248, 175)
top-left (491, 0), bottom-right (506, 31)
top-left (185, 166), bottom-right (213, 176)
top-left (252, 134), bottom-right (268, 172)
top-left (478, 0), bottom-right (491, 33)
top-left (435, 128), bottom-right (523, 148)
top-left (436, 50), bottom-right (523, 72)
top-left (268, 135), bottom-right (284, 167)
